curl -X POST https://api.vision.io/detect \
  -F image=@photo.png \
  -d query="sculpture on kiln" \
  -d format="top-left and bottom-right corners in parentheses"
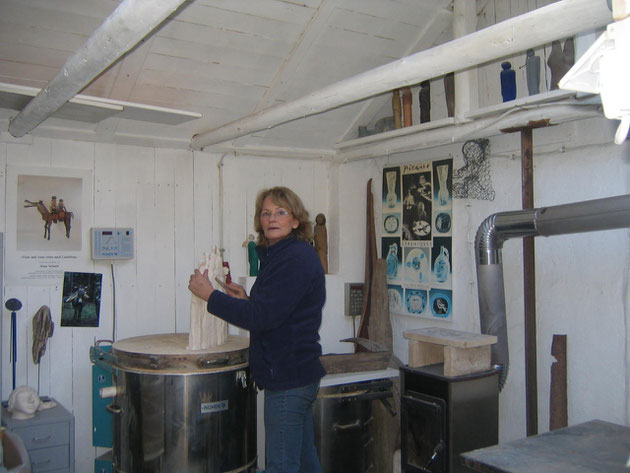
top-left (313, 214), bottom-right (328, 273)
top-left (188, 246), bottom-right (229, 350)
top-left (7, 385), bottom-right (56, 420)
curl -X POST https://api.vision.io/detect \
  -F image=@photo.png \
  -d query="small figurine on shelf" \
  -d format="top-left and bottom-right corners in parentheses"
top-left (500, 61), bottom-right (516, 102)
top-left (547, 39), bottom-right (574, 91)
top-left (313, 213), bottom-right (328, 273)
top-left (7, 385), bottom-right (56, 420)
top-left (418, 80), bottom-right (431, 123)
top-left (444, 72), bottom-right (455, 117)
top-left (242, 234), bottom-right (259, 276)
top-left (525, 49), bottom-right (541, 95)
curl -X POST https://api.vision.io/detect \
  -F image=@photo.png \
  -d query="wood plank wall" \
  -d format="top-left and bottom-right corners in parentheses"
top-left (0, 138), bottom-right (336, 471)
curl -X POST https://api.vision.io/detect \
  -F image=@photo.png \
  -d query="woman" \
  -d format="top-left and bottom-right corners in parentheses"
top-left (189, 186), bottom-right (326, 473)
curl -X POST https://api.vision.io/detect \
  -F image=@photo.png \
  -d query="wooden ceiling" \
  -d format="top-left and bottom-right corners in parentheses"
top-left (0, 0), bottom-right (455, 152)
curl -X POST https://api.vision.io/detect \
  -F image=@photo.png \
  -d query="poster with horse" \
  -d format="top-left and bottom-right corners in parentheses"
top-left (5, 166), bottom-right (92, 285)
top-left (17, 174), bottom-right (82, 251)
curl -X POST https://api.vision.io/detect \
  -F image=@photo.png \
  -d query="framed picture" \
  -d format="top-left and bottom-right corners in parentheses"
top-left (61, 272), bottom-right (103, 327)
top-left (6, 166), bottom-right (93, 285)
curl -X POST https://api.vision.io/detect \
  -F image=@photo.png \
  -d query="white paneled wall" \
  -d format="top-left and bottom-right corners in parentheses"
top-left (1, 113), bottom-right (630, 471)
top-left (0, 137), bottom-right (364, 472)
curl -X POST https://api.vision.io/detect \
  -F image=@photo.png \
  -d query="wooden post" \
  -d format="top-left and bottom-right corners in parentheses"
top-left (501, 119), bottom-right (552, 437)
top-left (550, 334), bottom-right (568, 430)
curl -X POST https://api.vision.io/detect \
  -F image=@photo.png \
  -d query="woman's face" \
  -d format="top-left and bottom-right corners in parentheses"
top-left (260, 196), bottom-right (299, 246)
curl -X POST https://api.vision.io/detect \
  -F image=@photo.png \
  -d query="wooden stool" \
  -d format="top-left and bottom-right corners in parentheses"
top-left (403, 327), bottom-right (497, 376)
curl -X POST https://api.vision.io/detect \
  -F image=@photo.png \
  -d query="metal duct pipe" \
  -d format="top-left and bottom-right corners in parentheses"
top-left (8, 0), bottom-right (188, 138)
top-left (475, 194), bottom-right (630, 388)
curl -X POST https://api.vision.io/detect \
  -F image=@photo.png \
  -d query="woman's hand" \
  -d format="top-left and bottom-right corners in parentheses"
top-left (188, 269), bottom-right (214, 301)
top-left (224, 281), bottom-right (249, 300)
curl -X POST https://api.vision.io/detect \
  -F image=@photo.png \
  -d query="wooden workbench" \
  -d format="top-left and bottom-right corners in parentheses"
top-left (461, 420), bottom-right (630, 473)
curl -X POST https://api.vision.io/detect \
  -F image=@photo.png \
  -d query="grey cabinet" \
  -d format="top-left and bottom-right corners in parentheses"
top-left (2, 400), bottom-right (75, 473)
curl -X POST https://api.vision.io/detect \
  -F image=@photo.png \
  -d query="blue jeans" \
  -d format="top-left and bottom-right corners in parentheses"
top-left (264, 382), bottom-right (322, 473)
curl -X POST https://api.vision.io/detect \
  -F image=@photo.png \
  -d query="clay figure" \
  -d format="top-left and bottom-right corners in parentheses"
top-left (7, 386), bottom-right (56, 420)
top-left (242, 234), bottom-right (259, 276)
top-left (500, 62), bottom-right (516, 102)
top-left (525, 49), bottom-right (541, 95)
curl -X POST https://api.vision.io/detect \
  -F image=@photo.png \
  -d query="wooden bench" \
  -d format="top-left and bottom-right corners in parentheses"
top-left (403, 327), bottom-right (497, 376)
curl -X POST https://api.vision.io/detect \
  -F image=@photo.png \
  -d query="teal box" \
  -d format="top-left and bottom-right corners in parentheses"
top-left (95, 450), bottom-right (113, 473)
top-left (92, 344), bottom-right (113, 448)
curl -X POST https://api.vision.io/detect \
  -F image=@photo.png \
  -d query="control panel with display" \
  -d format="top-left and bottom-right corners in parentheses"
top-left (91, 228), bottom-right (134, 260)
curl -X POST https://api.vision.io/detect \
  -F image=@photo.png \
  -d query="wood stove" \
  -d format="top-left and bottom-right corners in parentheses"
top-left (400, 365), bottom-right (499, 473)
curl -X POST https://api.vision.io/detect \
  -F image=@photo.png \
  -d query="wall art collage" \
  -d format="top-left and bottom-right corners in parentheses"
top-left (381, 158), bottom-right (453, 320)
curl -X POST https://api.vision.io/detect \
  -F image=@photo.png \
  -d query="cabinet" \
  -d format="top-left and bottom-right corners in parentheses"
top-left (2, 400), bottom-right (75, 473)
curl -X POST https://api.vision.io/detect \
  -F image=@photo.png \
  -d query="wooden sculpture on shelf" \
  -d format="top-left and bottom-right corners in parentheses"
top-left (402, 87), bottom-right (412, 127)
top-left (314, 213), bottom-right (328, 273)
top-left (188, 246), bottom-right (229, 350)
top-left (419, 80), bottom-right (431, 123)
top-left (392, 89), bottom-right (402, 129)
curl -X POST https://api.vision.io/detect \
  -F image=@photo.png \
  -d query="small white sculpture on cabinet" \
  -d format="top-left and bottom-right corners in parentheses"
top-left (188, 246), bottom-right (229, 350)
top-left (7, 386), bottom-right (56, 420)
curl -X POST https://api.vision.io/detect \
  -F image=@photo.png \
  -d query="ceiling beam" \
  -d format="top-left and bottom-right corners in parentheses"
top-left (8, 0), bottom-right (189, 138)
top-left (191, 0), bottom-right (612, 150)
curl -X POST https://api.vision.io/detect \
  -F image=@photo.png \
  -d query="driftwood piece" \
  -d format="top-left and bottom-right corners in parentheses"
top-left (357, 179), bottom-right (378, 350)
top-left (550, 334), bottom-right (568, 430)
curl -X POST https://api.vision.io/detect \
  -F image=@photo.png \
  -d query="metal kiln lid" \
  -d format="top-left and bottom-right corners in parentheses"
top-left (112, 333), bottom-right (249, 374)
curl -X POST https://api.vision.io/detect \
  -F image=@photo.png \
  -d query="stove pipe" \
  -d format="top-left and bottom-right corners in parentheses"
top-left (475, 194), bottom-right (630, 389)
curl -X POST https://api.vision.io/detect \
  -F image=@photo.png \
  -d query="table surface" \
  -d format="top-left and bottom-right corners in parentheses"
top-left (461, 420), bottom-right (630, 473)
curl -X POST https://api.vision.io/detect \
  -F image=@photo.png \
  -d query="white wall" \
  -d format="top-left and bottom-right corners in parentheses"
top-left (0, 135), bottom-right (377, 471)
top-left (1, 114), bottom-right (629, 470)
top-left (382, 117), bottom-right (630, 443)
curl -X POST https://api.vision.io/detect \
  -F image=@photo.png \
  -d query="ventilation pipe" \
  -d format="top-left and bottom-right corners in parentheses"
top-left (475, 193), bottom-right (630, 389)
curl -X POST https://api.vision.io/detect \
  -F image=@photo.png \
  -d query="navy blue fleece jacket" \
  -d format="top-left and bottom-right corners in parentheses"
top-left (208, 236), bottom-right (326, 390)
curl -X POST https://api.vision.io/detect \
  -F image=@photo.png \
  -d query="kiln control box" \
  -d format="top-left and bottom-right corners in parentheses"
top-left (344, 282), bottom-right (364, 317)
top-left (91, 227), bottom-right (134, 260)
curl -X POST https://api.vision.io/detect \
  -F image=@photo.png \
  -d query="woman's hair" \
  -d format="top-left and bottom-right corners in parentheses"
top-left (254, 186), bottom-right (312, 246)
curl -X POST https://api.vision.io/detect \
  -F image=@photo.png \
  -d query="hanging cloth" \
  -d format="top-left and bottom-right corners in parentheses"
top-left (32, 305), bottom-right (54, 364)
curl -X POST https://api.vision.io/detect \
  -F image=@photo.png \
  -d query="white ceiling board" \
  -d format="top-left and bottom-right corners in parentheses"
top-left (0, 0), bottom-right (582, 152)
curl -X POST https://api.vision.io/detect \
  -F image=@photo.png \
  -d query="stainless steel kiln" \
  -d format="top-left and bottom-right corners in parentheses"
top-left (91, 333), bottom-right (257, 473)
top-left (313, 378), bottom-right (394, 473)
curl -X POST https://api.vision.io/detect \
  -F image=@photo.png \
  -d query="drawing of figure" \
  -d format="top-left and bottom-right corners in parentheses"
top-left (65, 286), bottom-right (89, 320)
top-left (386, 242), bottom-right (399, 279)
